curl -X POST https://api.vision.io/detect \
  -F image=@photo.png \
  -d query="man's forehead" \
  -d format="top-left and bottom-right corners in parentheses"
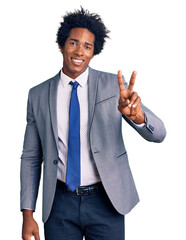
top-left (68, 28), bottom-right (95, 42)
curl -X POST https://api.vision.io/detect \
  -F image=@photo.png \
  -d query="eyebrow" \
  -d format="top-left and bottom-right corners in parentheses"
top-left (70, 38), bottom-right (93, 46)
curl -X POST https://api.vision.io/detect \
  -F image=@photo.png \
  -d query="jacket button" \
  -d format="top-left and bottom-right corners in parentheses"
top-left (149, 124), bottom-right (154, 131)
top-left (53, 159), bottom-right (58, 165)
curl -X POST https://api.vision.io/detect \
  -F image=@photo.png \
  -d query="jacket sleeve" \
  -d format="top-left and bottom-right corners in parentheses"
top-left (122, 103), bottom-right (166, 143)
top-left (20, 89), bottom-right (43, 211)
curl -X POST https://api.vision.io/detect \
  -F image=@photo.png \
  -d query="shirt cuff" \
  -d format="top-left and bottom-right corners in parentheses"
top-left (132, 121), bottom-right (145, 128)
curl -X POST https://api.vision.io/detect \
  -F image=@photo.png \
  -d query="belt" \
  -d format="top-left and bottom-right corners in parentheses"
top-left (57, 180), bottom-right (103, 196)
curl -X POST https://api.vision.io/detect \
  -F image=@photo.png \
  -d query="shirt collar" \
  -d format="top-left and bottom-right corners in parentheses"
top-left (60, 67), bottom-right (89, 88)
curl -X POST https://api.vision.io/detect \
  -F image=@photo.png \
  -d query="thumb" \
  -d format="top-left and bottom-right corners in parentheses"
top-left (119, 98), bottom-right (130, 108)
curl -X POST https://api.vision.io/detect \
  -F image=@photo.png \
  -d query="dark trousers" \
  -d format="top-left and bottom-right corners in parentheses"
top-left (44, 181), bottom-right (125, 240)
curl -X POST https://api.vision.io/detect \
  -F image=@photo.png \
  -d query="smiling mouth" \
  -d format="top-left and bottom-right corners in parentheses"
top-left (71, 58), bottom-right (84, 65)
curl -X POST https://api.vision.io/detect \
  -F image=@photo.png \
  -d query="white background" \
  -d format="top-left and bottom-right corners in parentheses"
top-left (0, 0), bottom-right (186, 239)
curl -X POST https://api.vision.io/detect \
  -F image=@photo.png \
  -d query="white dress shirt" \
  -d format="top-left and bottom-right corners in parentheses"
top-left (57, 67), bottom-right (145, 186)
top-left (57, 67), bottom-right (101, 186)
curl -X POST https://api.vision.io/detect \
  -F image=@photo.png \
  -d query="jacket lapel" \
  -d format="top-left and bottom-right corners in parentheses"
top-left (49, 71), bottom-right (60, 149)
top-left (48, 68), bottom-right (99, 149)
top-left (88, 68), bottom-right (99, 131)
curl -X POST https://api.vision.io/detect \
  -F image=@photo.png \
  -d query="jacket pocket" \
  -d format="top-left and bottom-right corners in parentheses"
top-left (116, 151), bottom-right (127, 159)
top-left (95, 95), bottom-right (116, 106)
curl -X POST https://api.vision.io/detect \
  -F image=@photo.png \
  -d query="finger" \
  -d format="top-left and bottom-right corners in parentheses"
top-left (132, 96), bottom-right (141, 109)
top-left (117, 70), bottom-right (125, 91)
top-left (128, 92), bottom-right (138, 107)
top-left (22, 235), bottom-right (31, 240)
top-left (131, 97), bottom-right (141, 115)
top-left (128, 71), bottom-right (137, 92)
top-left (118, 104), bottom-right (130, 116)
top-left (34, 232), bottom-right (40, 240)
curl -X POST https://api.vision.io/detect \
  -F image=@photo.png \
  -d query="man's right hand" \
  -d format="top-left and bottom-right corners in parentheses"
top-left (22, 210), bottom-right (40, 240)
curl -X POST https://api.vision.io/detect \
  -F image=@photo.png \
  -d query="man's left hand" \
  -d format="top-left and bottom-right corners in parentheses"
top-left (117, 70), bottom-right (145, 124)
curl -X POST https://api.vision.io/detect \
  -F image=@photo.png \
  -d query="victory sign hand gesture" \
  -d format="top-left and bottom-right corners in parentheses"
top-left (117, 70), bottom-right (145, 124)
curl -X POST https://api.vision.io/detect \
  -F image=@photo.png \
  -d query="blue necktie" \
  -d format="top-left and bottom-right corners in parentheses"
top-left (66, 81), bottom-right (80, 191)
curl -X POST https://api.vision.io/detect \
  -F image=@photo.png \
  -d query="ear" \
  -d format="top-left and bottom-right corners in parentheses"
top-left (60, 46), bottom-right (63, 53)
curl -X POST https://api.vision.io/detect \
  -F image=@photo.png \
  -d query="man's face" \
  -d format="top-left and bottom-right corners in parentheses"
top-left (60, 28), bottom-right (95, 79)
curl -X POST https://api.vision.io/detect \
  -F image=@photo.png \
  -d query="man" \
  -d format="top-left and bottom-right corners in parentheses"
top-left (21, 7), bottom-right (166, 240)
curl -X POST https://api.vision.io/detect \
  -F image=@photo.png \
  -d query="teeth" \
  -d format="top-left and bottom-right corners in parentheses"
top-left (73, 59), bottom-right (83, 63)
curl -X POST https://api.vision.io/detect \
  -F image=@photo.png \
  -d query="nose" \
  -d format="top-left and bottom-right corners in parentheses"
top-left (74, 44), bottom-right (84, 56)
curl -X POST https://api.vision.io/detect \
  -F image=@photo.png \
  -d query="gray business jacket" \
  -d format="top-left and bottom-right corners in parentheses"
top-left (20, 68), bottom-right (166, 223)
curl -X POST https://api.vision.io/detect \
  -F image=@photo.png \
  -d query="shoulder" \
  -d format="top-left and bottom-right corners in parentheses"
top-left (29, 71), bottom-right (60, 96)
top-left (89, 67), bottom-right (119, 89)
top-left (89, 67), bottom-right (120, 98)
top-left (89, 67), bottom-right (117, 80)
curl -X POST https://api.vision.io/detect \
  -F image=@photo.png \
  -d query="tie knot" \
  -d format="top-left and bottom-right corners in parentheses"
top-left (69, 81), bottom-right (79, 89)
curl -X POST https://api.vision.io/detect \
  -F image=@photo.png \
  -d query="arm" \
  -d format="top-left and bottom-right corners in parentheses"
top-left (123, 102), bottom-right (166, 143)
top-left (22, 210), bottom-right (40, 240)
top-left (20, 89), bottom-right (42, 239)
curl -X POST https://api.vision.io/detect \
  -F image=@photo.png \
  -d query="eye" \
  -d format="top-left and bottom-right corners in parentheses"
top-left (69, 41), bottom-right (77, 46)
top-left (85, 45), bottom-right (91, 50)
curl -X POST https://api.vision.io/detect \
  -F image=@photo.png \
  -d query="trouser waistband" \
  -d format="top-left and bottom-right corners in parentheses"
top-left (57, 180), bottom-right (104, 196)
